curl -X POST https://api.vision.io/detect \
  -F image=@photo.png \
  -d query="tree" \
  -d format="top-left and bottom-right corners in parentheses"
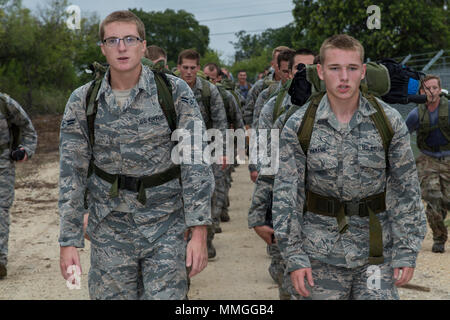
top-left (0, 0), bottom-right (104, 113)
top-left (292, 0), bottom-right (450, 59)
top-left (230, 48), bottom-right (272, 82)
top-left (199, 49), bottom-right (224, 68)
top-left (232, 24), bottom-right (295, 62)
top-left (130, 8), bottom-right (210, 66)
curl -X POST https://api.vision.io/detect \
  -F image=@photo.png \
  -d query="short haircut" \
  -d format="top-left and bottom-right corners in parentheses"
top-left (277, 49), bottom-right (296, 68)
top-left (204, 62), bottom-right (220, 75)
top-left (238, 70), bottom-right (247, 74)
top-left (288, 48), bottom-right (316, 70)
top-left (272, 46), bottom-right (291, 60)
top-left (99, 10), bottom-right (146, 41)
top-left (218, 69), bottom-right (226, 78)
top-left (420, 74), bottom-right (442, 91)
top-left (178, 49), bottom-right (200, 65)
top-left (319, 34), bottom-right (364, 64)
top-left (146, 45), bottom-right (167, 60)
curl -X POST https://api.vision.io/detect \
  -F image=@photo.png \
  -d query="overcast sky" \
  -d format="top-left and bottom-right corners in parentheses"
top-left (22, 0), bottom-right (295, 63)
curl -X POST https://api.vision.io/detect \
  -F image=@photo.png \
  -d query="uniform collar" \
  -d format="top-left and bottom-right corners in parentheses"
top-left (96, 64), bottom-right (153, 102)
top-left (316, 92), bottom-right (377, 131)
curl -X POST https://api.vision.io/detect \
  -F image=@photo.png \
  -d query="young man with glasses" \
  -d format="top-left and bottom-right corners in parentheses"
top-left (58, 10), bottom-right (214, 300)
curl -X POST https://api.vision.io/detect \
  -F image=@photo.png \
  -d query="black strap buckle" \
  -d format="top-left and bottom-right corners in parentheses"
top-left (118, 175), bottom-right (140, 192)
top-left (326, 199), bottom-right (337, 216)
top-left (359, 201), bottom-right (369, 217)
top-left (345, 199), bottom-right (362, 217)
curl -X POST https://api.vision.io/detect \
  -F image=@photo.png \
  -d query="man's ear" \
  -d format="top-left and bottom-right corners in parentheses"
top-left (419, 83), bottom-right (426, 95)
top-left (317, 63), bottom-right (324, 80)
top-left (361, 63), bottom-right (367, 80)
top-left (100, 44), bottom-right (106, 57)
top-left (141, 40), bottom-right (147, 56)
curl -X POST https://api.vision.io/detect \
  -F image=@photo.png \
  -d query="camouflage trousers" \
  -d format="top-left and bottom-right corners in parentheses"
top-left (267, 243), bottom-right (301, 300)
top-left (88, 211), bottom-right (188, 300)
top-left (0, 165), bottom-right (15, 266)
top-left (211, 164), bottom-right (226, 226)
top-left (416, 154), bottom-right (450, 244)
top-left (291, 259), bottom-right (399, 300)
top-left (212, 164), bottom-right (227, 215)
top-left (222, 165), bottom-right (233, 215)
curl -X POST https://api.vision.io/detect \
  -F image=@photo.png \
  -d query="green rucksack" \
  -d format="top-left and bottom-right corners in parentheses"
top-left (216, 83), bottom-right (233, 128)
top-left (0, 95), bottom-right (22, 156)
top-left (304, 61), bottom-right (391, 96)
top-left (262, 75), bottom-right (278, 92)
top-left (222, 78), bottom-right (242, 111)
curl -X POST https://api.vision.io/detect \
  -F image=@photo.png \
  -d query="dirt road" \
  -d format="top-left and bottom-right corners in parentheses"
top-left (0, 115), bottom-right (448, 300)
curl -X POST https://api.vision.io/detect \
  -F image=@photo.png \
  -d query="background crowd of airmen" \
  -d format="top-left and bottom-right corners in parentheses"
top-left (0, 10), bottom-right (448, 300)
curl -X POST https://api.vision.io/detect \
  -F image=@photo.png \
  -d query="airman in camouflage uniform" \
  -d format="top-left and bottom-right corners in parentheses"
top-left (204, 63), bottom-right (245, 223)
top-left (406, 75), bottom-right (450, 253)
top-left (248, 47), bottom-right (294, 182)
top-left (242, 46), bottom-right (290, 126)
top-left (249, 50), bottom-right (315, 299)
top-left (272, 35), bottom-right (427, 300)
top-left (177, 50), bottom-right (228, 259)
top-left (59, 11), bottom-right (214, 300)
top-left (0, 93), bottom-right (37, 279)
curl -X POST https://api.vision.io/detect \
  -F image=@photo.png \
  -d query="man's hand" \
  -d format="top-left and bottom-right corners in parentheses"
top-left (186, 225), bottom-right (208, 278)
top-left (291, 268), bottom-right (314, 297)
top-left (394, 267), bottom-right (415, 287)
top-left (18, 149), bottom-right (28, 162)
top-left (59, 246), bottom-right (81, 281)
top-left (254, 225), bottom-right (275, 245)
top-left (13, 148), bottom-right (28, 162)
top-left (250, 170), bottom-right (258, 183)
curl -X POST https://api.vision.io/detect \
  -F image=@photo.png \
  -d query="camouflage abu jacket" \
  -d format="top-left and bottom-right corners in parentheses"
top-left (0, 93), bottom-right (37, 167)
top-left (272, 93), bottom-right (427, 271)
top-left (58, 65), bottom-right (214, 248)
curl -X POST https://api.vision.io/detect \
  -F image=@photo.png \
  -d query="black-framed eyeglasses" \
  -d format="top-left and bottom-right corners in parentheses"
top-left (101, 36), bottom-right (143, 48)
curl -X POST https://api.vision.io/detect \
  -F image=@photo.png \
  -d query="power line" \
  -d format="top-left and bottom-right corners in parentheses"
top-left (210, 29), bottom-right (267, 36)
top-left (199, 10), bottom-right (291, 23)
top-left (189, 0), bottom-right (285, 15)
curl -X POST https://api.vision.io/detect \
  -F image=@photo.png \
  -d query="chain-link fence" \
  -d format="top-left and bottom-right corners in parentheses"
top-left (387, 50), bottom-right (450, 158)
top-left (393, 50), bottom-right (450, 89)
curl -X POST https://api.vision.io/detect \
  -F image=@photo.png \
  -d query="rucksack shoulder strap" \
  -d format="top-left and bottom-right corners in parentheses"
top-left (0, 95), bottom-right (9, 119)
top-left (200, 78), bottom-right (211, 108)
top-left (272, 81), bottom-right (292, 124)
top-left (364, 93), bottom-right (394, 165)
top-left (153, 71), bottom-right (177, 132)
top-left (85, 79), bottom-right (101, 149)
top-left (297, 92), bottom-right (325, 155)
